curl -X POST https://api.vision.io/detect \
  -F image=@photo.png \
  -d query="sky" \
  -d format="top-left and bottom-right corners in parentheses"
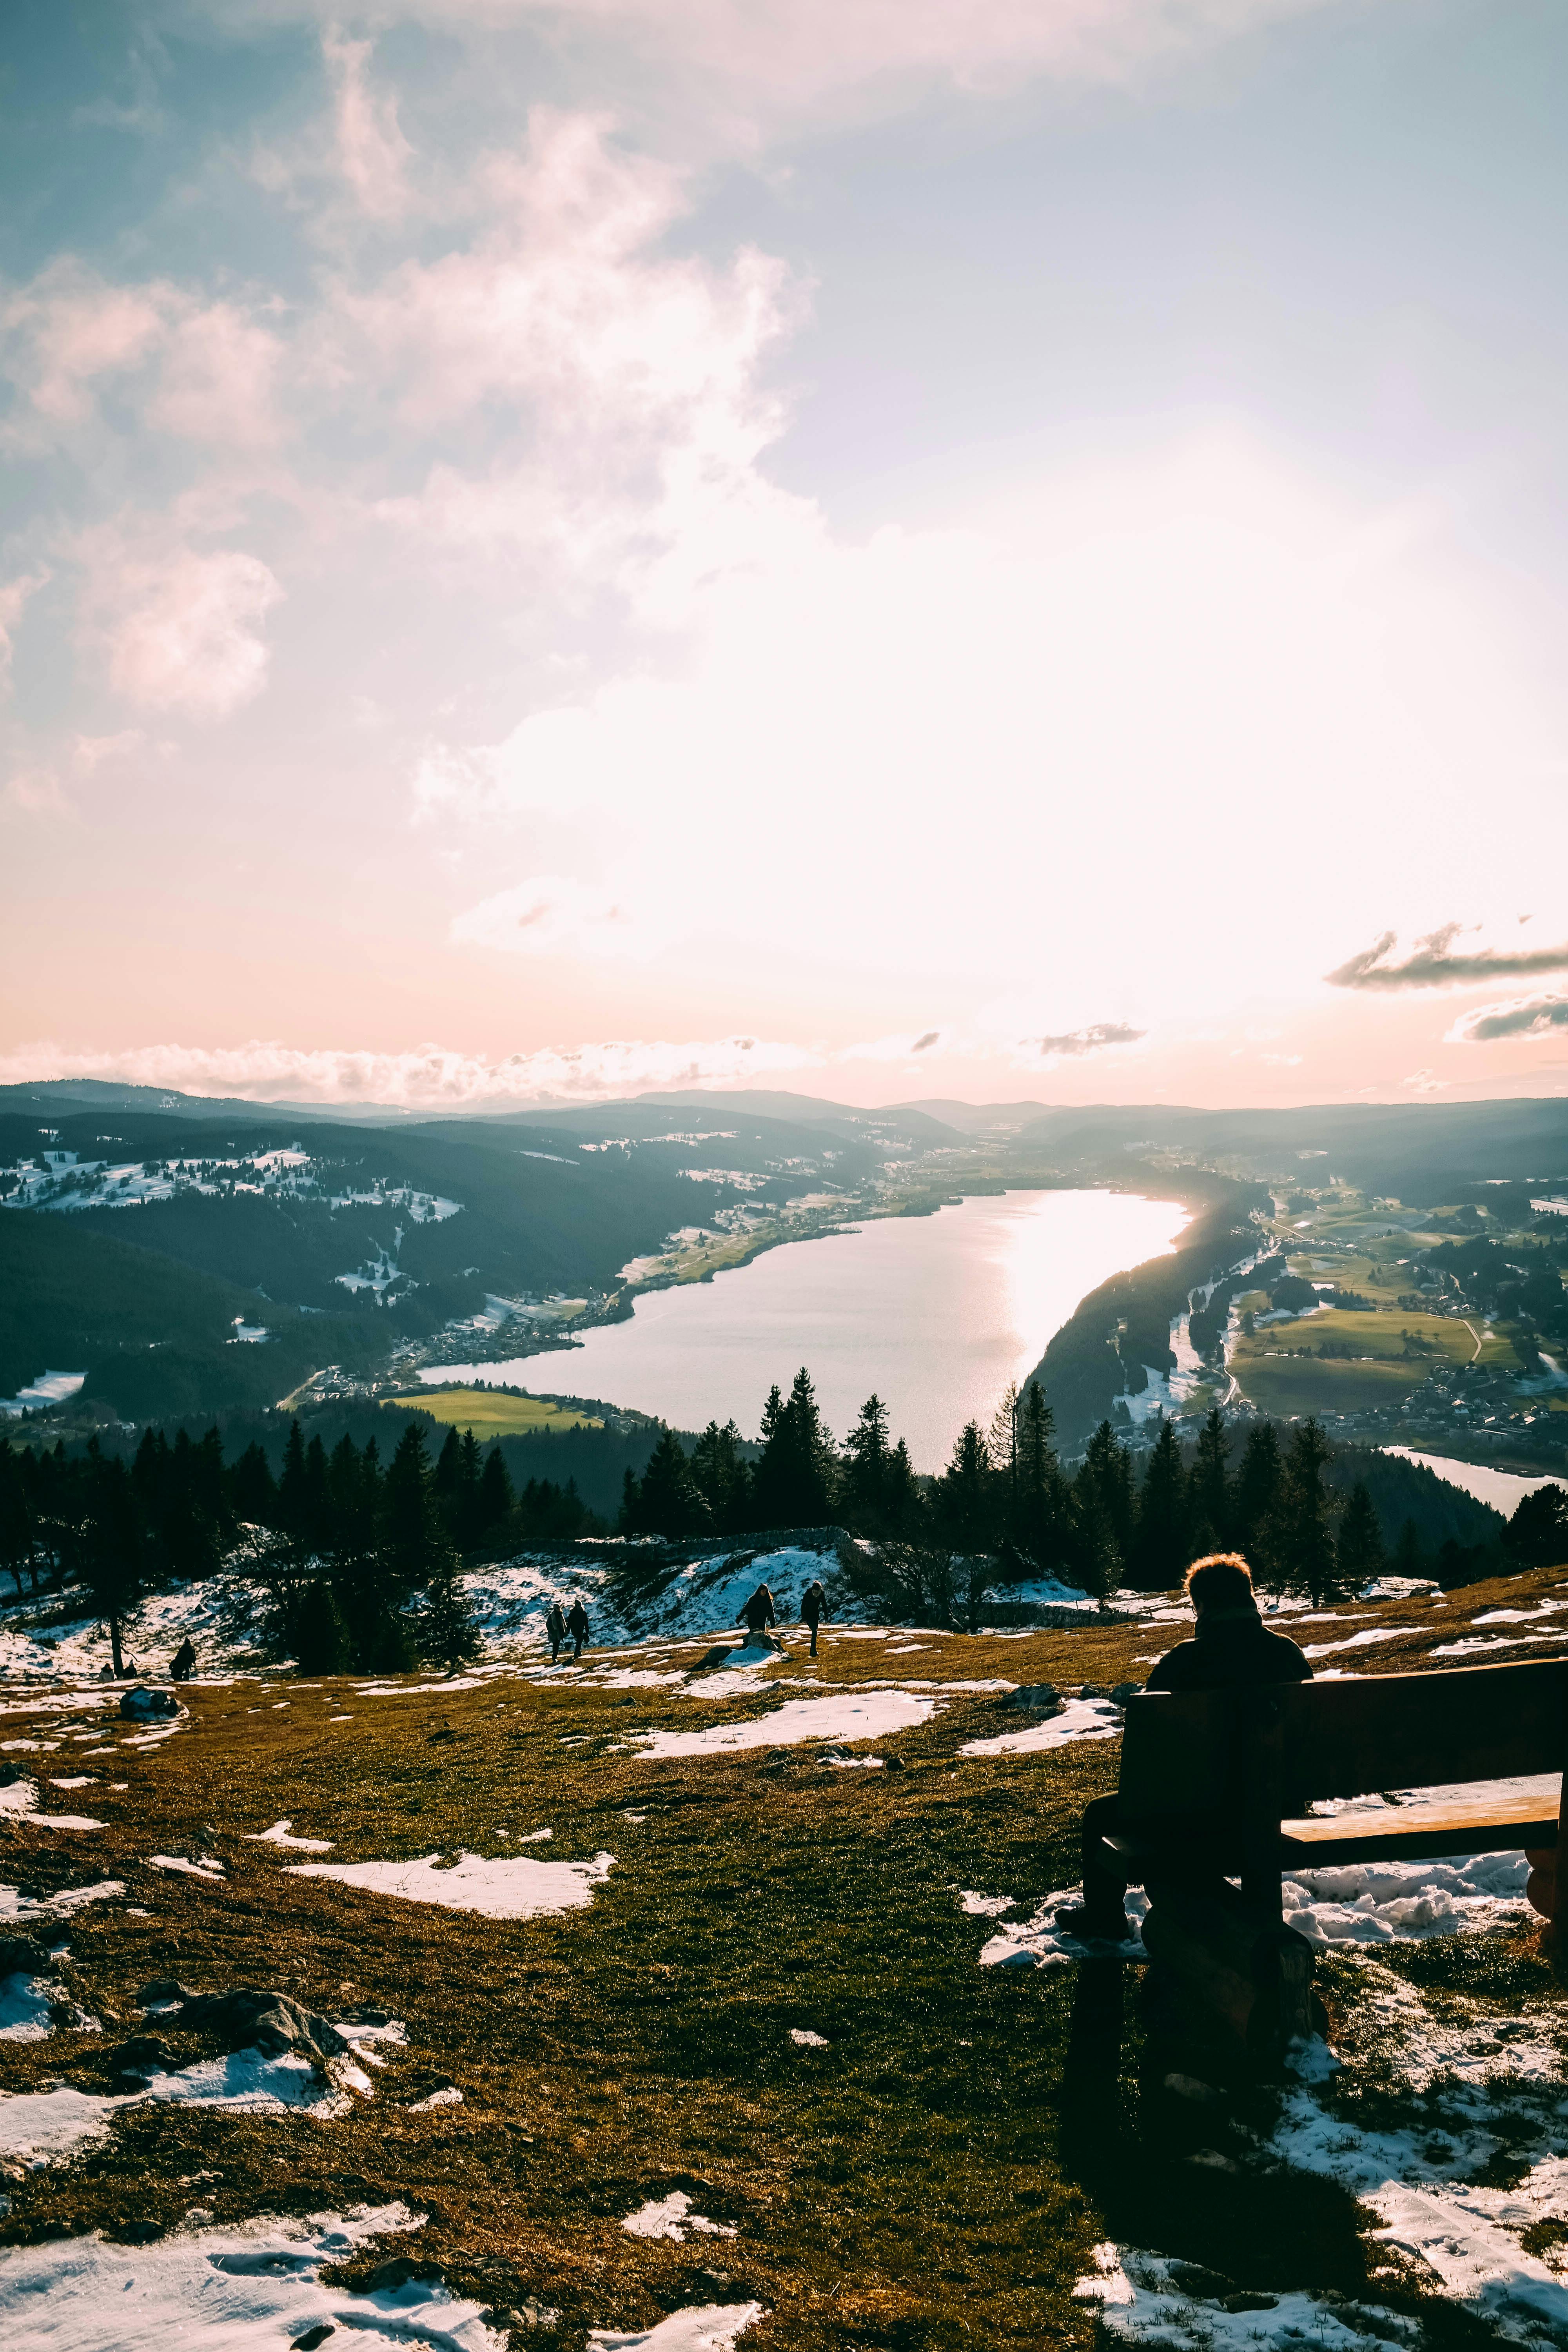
top-left (4, 0), bottom-right (1568, 1114)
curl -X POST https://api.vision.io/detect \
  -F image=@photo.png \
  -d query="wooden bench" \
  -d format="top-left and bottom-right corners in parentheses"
top-left (1090, 1659), bottom-right (1566, 2061)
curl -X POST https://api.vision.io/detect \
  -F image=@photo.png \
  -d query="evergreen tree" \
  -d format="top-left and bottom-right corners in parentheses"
top-left (1336, 1481), bottom-right (1386, 1593)
top-left (1189, 1408), bottom-right (1231, 1553)
top-left (278, 1419), bottom-right (310, 1542)
top-left (456, 1430), bottom-right (484, 1546)
top-left (229, 1441), bottom-right (279, 1526)
top-left (844, 1395), bottom-right (892, 1533)
top-left (882, 1439), bottom-right (926, 1539)
top-left (987, 1382), bottom-right (1020, 1520)
top-left (752, 1369), bottom-right (836, 1525)
top-left (433, 1427), bottom-right (464, 1519)
top-left (1130, 1418), bottom-right (1188, 1591)
top-left (1279, 1417), bottom-right (1337, 1605)
top-left (1393, 1517), bottom-right (1426, 1582)
top-left (419, 1544), bottom-right (480, 1673)
top-left (294, 1579), bottom-right (352, 1673)
top-left (1071, 1482), bottom-right (1122, 1600)
top-left (1012, 1383), bottom-right (1069, 1576)
top-left (690, 1421), bottom-right (750, 1531)
top-left (1233, 1423), bottom-right (1285, 1584)
top-left (476, 1445), bottom-right (515, 1538)
top-left (0, 1449), bottom-right (37, 1599)
top-left (935, 1421), bottom-right (994, 1553)
top-left (1503, 1485), bottom-right (1568, 1570)
top-left (627, 1429), bottom-right (712, 1537)
top-left (76, 1455), bottom-right (143, 1676)
top-left (1077, 1421), bottom-right (1136, 1559)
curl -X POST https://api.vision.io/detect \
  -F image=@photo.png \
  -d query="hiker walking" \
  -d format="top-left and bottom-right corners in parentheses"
top-left (566, 1597), bottom-right (590, 1661)
top-left (169, 1637), bottom-right (197, 1682)
top-left (737, 1582), bottom-right (777, 1643)
top-left (800, 1579), bottom-right (828, 1659)
top-left (545, 1601), bottom-right (567, 1665)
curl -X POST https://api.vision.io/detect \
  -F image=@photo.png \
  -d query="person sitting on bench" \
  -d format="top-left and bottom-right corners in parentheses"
top-left (1059, 1553), bottom-right (1312, 1940)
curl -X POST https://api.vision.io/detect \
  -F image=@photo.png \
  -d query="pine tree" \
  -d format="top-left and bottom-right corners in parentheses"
top-left (1131, 1417), bottom-right (1188, 1591)
top-left (1071, 1482), bottom-right (1122, 1600)
top-left (477, 1445), bottom-right (515, 1538)
top-left (1280, 1417), bottom-right (1337, 1605)
top-left (1503, 1485), bottom-right (1568, 1570)
top-left (294, 1579), bottom-right (352, 1673)
top-left (935, 1421), bottom-right (994, 1553)
top-left (433, 1428), bottom-right (464, 1520)
top-left (1336, 1481), bottom-right (1386, 1593)
top-left (76, 1456), bottom-right (143, 1677)
top-left (844, 1395), bottom-right (892, 1533)
top-left (1189, 1408), bottom-right (1231, 1552)
top-left (419, 1542), bottom-right (480, 1673)
top-left (1233, 1423), bottom-right (1285, 1584)
top-left (1013, 1383), bottom-right (1069, 1576)
top-left (882, 1439), bottom-right (925, 1539)
top-left (229, 1441), bottom-right (279, 1526)
top-left (628, 1429), bottom-right (712, 1537)
top-left (690, 1421), bottom-right (750, 1531)
top-left (753, 1369), bottom-right (836, 1525)
top-left (1078, 1421), bottom-right (1136, 1560)
top-left (1393, 1517), bottom-right (1425, 1582)
top-left (278, 1420), bottom-right (310, 1544)
top-left (456, 1430), bottom-right (484, 1546)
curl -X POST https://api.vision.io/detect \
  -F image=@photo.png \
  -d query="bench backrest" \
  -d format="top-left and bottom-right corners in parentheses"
top-left (1118, 1659), bottom-right (1568, 1821)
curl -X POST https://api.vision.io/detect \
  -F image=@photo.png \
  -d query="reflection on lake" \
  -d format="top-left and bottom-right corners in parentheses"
top-left (1383, 1448), bottom-right (1567, 1515)
top-left (421, 1188), bottom-right (1189, 1471)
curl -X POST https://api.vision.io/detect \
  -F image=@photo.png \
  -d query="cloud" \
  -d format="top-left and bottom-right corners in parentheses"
top-left (323, 29), bottom-right (413, 216)
top-left (1325, 925), bottom-right (1568, 991)
top-left (1445, 994), bottom-right (1568, 1047)
top-left (1026, 1022), bottom-right (1147, 1059)
top-left (86, 541), bottom-right (284, 720)
top-left (0, 570), bottom-right (47, 697)
top-left (0, 1034), bottom-right (821, 1107)
top-left (450, 875), bottom-right (670, 959)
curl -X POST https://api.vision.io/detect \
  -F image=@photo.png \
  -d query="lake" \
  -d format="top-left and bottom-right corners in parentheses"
top-left (420, 1187), bottom-right (1188, 1470)
top-left (1383, 1448), bottom-right (1567, 1516)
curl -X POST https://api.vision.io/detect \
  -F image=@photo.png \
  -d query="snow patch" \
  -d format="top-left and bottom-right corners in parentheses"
top-left (622, 2191), bottom-right (737, 2242)
top-left (284, 1848), bottom-right (613, 1920)
top-left (626, 1689), bottom-right (934, 1759)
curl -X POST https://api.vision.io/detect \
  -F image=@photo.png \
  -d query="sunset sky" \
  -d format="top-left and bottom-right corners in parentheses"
top-left (5, 1), bottom-right (1568, 1112)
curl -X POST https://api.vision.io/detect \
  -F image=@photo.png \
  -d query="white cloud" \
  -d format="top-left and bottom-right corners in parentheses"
top-left (0, 570), bottom-right (47, 698)
top-left (89, 541), bottom-right (284, 720)
top-left (451, 873), bottom-right (670, 959)
top-left (0, 1034), bottom-right (821, 1106)
top-left (323, 28), bottom-right (414, 215)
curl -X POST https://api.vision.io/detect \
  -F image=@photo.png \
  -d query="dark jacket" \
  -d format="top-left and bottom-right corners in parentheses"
top-left (739, 1584), bottom-right (777, 1630)
top-left (546, 1604), bottom-right (566, 1642)
top-left (801, 1583), bottom-right (826, 1626)
top-left (566, 1602), bottom-right (590, 1639)
top-left (1145, 1602), bottom-right (1312, 1695)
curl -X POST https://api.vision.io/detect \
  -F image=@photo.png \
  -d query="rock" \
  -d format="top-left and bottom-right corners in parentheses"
top-left (103, 2034), bottom-right (174, 2088)
top-left (0, 1761), bottom-right (20, 1789)
top-left (119, 1686), bottom-right (181, 1722)
top-left (1222, 2293), bottom-right (1279, 2314)
top-left (176, 1986), bottom-right (348, 2063)
top-left (1078, 1683), bottom-right (1110, 1700)
top-left (1109, 1681), bottom-right (1143, 1704)
top-left (363, 2256), bottom-right (441, 2294)
top-left (1167, 2263), bottom-right (1235, 2299)
top-left (1005, 1684), bottom-right (1060, 1712)
top-left (113, 2220), bottom-right (163, 2245)
top-left (138, 1977), bottom-right (202, 2009)
top-left (883, 1754), bottom-right (904, 1771)
top-left (0, 1934), bottom-right (53, 1978)
top-left (291, 2329), bottom-right (337, 2350)
top-left (694, 1644), bottom-right (740, 1668)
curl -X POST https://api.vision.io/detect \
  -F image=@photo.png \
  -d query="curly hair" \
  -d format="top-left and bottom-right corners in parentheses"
top-left (1183, 1553), bottom-right (1255, 1611)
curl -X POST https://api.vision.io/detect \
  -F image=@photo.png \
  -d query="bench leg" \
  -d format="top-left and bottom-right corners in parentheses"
top-left (1525, 1847), bottom-right (1555, 1930)
top-left (1074, 1795), bottom-right (1134, 1939)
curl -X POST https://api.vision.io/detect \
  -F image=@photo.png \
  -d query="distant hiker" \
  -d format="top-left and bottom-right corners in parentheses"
top-left (800, 1579), bottom-right (828, 1659)
top-left (546, 1602), bottom-right (567, 1665)
top-left (169, 1638), bottom-right (197, 1683)
top-left (566, 1598), bottom-right (590, 1661)
top-left (737, 1583), bottom-right (777, 1643)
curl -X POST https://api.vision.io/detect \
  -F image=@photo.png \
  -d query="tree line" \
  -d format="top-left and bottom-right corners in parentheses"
top-left (0, 1416), bottom-right (593, 1677)
top-left (619, 1370), bottom-right (1542, 1606)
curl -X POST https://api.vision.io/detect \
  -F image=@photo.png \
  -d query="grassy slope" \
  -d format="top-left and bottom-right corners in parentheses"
top-left (4, 1572), bottom-right (1568, 2344)
top-left (383, 1390), bottom-right (605, 1436)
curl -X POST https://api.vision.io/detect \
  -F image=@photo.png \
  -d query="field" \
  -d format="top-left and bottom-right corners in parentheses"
top-left (1230, 1307), bottom-right (1521, 1418)
top-left (383, 1389), bottom-right (604, 1436)
top-left (4, 1566), bottom-right (1568, 2348)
